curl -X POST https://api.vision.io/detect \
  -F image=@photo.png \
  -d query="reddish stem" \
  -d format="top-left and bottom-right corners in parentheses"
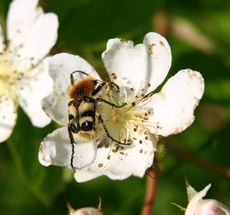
top-left (141, 168), bottom-right (158, 215)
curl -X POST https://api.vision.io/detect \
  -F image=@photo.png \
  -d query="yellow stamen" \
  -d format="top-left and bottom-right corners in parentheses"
top-left (0, 55), bottom-right (18, 99)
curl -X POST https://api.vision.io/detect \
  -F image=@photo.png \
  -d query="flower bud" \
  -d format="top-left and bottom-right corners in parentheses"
top-left (194, 199), bottom-right (230, 215)
top-left (69, 207), bottom-right (103, 215)
top-left (185, 183), bottom-right (230, 215)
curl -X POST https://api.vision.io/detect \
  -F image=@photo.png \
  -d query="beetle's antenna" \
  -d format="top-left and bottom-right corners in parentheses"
top-left (70, 70), bottom-right (89, 85)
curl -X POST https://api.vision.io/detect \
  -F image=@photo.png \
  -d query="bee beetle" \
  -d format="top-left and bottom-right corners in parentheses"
top-left (67, 71), bottom-right (128, 169)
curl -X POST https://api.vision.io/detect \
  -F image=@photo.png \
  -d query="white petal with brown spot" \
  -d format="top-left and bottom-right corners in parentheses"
top-left (102, 32), bottom-right (172, 95)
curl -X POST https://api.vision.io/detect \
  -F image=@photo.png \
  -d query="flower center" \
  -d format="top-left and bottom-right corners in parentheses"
top-left (99, 85), bottom-right (152, 144)
top-left (0, 54), bottom-right (20, 99)
top-left (110, 107), bottom-right (125, 123)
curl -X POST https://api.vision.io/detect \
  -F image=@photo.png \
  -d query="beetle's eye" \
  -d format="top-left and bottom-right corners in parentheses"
top-left (81, 121), bottom-right (93, 131)
top-left (70, 124), bottom-right (78, 133)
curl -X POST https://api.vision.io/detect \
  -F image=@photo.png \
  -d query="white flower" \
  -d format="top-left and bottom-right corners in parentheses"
top-left (185, 184), bottom-right (230, 215)
top-left (0, 0), bottom-right (58, 143)
top-left (38, 32), bottom-right (204, 182)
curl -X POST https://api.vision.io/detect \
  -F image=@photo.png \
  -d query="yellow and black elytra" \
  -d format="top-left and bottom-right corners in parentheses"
top-left (67, 71), bottom-right (128, 169)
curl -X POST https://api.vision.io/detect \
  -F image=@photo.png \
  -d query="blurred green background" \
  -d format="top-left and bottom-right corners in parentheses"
top-left (0, 0), bottom-right (230, 214)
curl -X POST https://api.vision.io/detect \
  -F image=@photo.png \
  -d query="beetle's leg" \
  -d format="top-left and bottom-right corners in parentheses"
top-left (95, 97), bottom-right (126, 108)
top-left (97, 115), bottom-right (131, 146)
top-left (92, 81), bottom-right (106, 96)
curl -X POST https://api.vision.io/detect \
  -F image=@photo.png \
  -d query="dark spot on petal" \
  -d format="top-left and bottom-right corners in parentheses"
top-left (160, 41), bottom-right (165, 47)
top-left (127, 139), bottom-right (132, 144)
top-left (148, 43), bottom-right (156, 55)
top-left (110, 72), bottom-right (117, 80)
top-left (98, 163), bottom-right (103, 168)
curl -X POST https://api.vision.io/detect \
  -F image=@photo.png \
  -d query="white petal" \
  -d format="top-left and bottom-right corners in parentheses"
top-left (42, 93), bottom-right (69, 126)
top-left (7, 0), bottom-right (39, 41)
top-left (16, 13), bottom-right (58, 65)
top-left (7, 0), bottom-right (58, 68)
top-left (39, 127), bottom-right (97, 169)
top-left (0, 96), bottom-right (17, 143)
top-left (74, 133), bottom-right (156, 182)
top-left (0, 24), bottom-right (5, 52)
top-left (143, 32), bottom-right (172, 90)
top-left (42, 53), bottom-right (100, 125)
top-left (105, 134), bottom-right (156, 180)
top-left (185, 184), bottom-right (211, 215)
top-left (14, 60), bottom-right (52, 127)
top-left (146, 69), bottom-right (204, 136)
top-left (48, 53), bottom-right (100, 94)
top-left (74, 170), bottom-right (102, 183)
top-left (102, 32), bottom-right (171, 94)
